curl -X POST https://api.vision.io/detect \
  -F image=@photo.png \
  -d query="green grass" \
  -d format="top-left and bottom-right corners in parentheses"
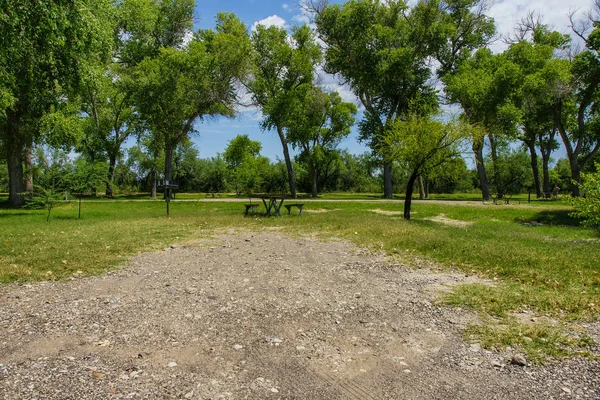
top-left (1, 197), bottom-right (598, 361)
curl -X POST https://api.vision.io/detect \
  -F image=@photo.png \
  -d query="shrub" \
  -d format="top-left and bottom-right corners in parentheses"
top-left (571, 162), bottom-right (600, 230)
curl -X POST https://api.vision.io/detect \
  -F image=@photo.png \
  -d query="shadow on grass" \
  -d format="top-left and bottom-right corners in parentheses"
top-left (53, 215), bottom-right (80, 221)
top-left (0, 211), bottom-right (32, 218)
top-left (518, 209), bottom-right (581, 227)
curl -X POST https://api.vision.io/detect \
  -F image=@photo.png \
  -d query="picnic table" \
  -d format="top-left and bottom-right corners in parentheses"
top-left (261, 196), bottom-right (285, 216)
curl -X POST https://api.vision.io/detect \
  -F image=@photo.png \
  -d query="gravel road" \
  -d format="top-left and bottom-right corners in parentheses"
top-left (1, 230), bottom-right (598, 399)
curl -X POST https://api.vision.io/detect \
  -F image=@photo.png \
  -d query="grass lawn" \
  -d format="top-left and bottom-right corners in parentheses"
top-left (1, 197), bottom-right (598, 361)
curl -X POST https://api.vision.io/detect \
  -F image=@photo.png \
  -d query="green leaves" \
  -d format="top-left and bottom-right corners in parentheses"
top-left (249, 24), bottom-right (321, 131)
top-left (571, 163), bottom-right (600, 230)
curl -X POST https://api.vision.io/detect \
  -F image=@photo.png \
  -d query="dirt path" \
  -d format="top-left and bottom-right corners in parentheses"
top-left (1, 231), bottom-right (598, 399)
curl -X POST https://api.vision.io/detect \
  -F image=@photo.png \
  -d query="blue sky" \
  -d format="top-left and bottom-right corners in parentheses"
top-left (186, 0), bottom-right (591, 163)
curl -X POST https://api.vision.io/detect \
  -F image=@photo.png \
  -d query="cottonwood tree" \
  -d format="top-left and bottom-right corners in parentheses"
top-left (287, 88), bottom-right (357, 198)
top-left (0, 0), bottom-right (114, 206)
top-left (73, 0), bottom-right (195, 197)
top-left (501, 18), bottom-right (571, 197)
top-left (443, 48), bottom-right (523, 199)
top-left (312, 0), bottom-right (495, 199)
top-left (552, 6), bottom-right (600, 196)
top-left (134, 13), bottom-right (252, 194)
top-left (247, 25), bottom-right (321, 199)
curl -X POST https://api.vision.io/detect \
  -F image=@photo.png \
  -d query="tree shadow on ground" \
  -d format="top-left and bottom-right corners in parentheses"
top-left (517, 209), bottom-right (581, 227)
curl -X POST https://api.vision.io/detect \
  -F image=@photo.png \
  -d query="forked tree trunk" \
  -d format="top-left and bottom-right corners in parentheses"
top-left (526, 138), bottom-right (543, 198)
top-left (542, 154), bottom-right (551, 195)
top-left (538, 131), bottom-right (554, 195)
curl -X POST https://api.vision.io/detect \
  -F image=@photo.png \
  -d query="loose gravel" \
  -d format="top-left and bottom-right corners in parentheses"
top-left (1, 230), bottom-right (599, 399)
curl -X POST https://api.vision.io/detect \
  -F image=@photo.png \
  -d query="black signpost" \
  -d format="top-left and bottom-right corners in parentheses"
top-left (156, 180), bottom-right (179, 216)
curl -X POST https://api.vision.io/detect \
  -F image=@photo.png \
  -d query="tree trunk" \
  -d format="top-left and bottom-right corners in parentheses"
top-left (541, 153), bottom-right (551, 195)
top-left (569, 156), bottom-right (581, 197)
top-left (25, 143), bottom-right (33, 199)
top-left (488, 133), bottom-right (502, 198)
top-left (473, 136), bottom-right (490, 200)
top-left (106, 153), bottom-right (117, 198)
top-left (418, 175), bottom-right (426, 200)
top-left (6, 110), bottom-right (25, 207)
top-left (276, 126), bottom-right (297, 198)
top-left (383, 162), bottom-right (393, 199)
top-left (526, 138), bottom-right (543, 198)
top-left (150, 168), bottom-right (157, 200)
top-left (403, 172), bottom-right (418, 220)
top-left (311, 164), bottom-right (318, 198)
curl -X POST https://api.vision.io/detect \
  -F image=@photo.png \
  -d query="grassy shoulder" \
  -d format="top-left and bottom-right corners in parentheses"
top-left (1, 197), bottom-right (598, 361)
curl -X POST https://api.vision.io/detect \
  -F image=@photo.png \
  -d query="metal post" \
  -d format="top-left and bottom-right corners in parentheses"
top-left (166, 188), bottom-right (171, 216)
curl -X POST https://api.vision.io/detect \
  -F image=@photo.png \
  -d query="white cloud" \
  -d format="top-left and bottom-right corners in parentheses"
top-left (251, 15), bottom-right (287, 31)
top-left (291, 0), bottom-right (313, 26)
top-left (282, 3), bottom-right (289, 10)
top-left (487, 0), bottom-right (591, 53)
top-left (181, 29), bottom-right (194, 48)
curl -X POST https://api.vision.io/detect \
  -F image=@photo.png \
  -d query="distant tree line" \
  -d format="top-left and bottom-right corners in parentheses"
top-left (2, 0), bottom-right (600, 219)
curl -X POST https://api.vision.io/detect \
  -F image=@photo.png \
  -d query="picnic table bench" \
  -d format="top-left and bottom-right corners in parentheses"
top-left (244, 203), bottom-right (260, 215)
top-left (284, 203), bottom-right (304, 215)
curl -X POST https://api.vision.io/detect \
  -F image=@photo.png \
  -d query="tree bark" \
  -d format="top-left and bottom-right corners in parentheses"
top-left (150, 168), bottom-right (157, 200)
top-left (276, 126), bottom-right (297, 198)
top-left (538, 131), bottom-right (554, 195)
top-left (383, 162), bottom-right (393, 199)
top-left (526, 137), bottom-right (543, 198)
top-left (418, 175), bottom-right (426, 200)
top-left (569, 155), bottom-right (581, 197)
top-left (473, 136), bottom-right (490, 200)
top-left (106, 153), bottom-right (117, 198)
top-left (311, 164), bottom-right (318, 198)
top-left (6, 110), bottom-right (25, 207)
top-left (488, 133), bottom-right (502, 198)
top-left (25, 143), bottom-right (33, 199)
top-left (403, 172), bottom-right (418, 220)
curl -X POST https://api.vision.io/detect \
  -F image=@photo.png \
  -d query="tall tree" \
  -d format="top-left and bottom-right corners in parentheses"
top-left (552, 7), bottom-right (600, 196)
top-left (0, 0), bottom-right (114, 206)
top-left (247, 25), bottom-right (321, 198)
top-left (503, 23), bottom-right (571, 198)
top-left (134, 12), bottom-right (252, 194)
top-left (443, 48), bottom-right (523, 199)
top-left (287, 88), bottom-right (357, 198)
top-left (74, 0), bottom-right (194, 197)
top-left (313, 0), bottom-right (494, 199)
